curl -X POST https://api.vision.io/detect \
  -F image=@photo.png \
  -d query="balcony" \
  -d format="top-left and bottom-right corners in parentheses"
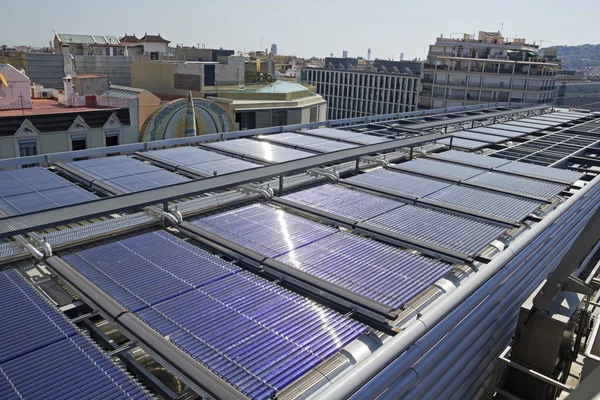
top-left (481, 82), bottom-right (510, 88)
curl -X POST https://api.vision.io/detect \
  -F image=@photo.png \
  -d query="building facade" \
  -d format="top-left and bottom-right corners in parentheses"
top-left (555, 78), bottom-right (600, 111)
top-left (131, 57), bottom-right (246, 99)
top-left (420, 31), bottom-right (559, 109)
top-left (207, 81), bottom-right (327, 130)
top-left (419, 32), bottom-right (560, 109)
top-left (300, 59), bottom-right (420, 119)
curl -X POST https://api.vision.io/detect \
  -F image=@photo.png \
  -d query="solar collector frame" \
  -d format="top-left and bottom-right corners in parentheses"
top-left (273, 185), bottom-right (507, 262)
top-left (59, 156), bottom-right (191, 195)
top-left (0, 269), bottom-right (150, 400)
top-left (0, 167), bottom-right (97, 217)
top-left (55, 230), bottom-right (367, 400)
top-left (390, 158), bottom-right (567, 202)
top-left (136, 146), bottom-right (263, 178)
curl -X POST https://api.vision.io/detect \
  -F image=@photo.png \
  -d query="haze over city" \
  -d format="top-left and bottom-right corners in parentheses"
top-left (3, 0), bottom-right (599, 59)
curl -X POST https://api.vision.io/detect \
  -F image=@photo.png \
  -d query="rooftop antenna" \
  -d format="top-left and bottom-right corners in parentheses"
top-left (500, 23), bottom-right (504, 36)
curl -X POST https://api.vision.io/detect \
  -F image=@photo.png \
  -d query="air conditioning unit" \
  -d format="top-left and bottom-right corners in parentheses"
top-left (41, 90), bottom-right (51, 98)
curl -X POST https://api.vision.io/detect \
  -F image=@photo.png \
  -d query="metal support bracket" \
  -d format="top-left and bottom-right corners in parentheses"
top-left (360, 156), bottom-right (389, 168)
top-left (28, 232), bottom-right (52, 257)
top-left (564, 274), bottom-right (595, 297)
top-left (239, 183), bottom-right (274, 200)
top-left (307, 167), bottom-right (340, 182)
top-left (146, 206), bottom-right (182, 226)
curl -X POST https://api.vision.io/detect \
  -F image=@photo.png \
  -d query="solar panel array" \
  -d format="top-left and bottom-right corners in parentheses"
top-left (0, 269), bottom-right (149, 400)
top-left (430, 150), bottom-right (584, 184)
top-left (451, 131), bottom-right (510, 144)
top-left (192, 204), bottom-right (337, 258)
top-left (471, 126), bottom-right (535, 137)
top-left (392, 158), bottom-right (567, 201)
top-left (64, 155), bottom-right (190, 194)
top-left (192, 204), bottom-right (452, 309)
top-left (505, 120), bottom-right (551, 130)
top-left (282, 184), bottom-right (402, 221)
top-left (257, 132), bottom-right (358, 153)
top-left (142, 146), bottom-right (261, 176)
top-left (300, 128), bottom-right (392, 145)
top-left (393, 158), bottom-right (484, 182)
top-left (437, 137), bottom-right (490, 150)
top-left (62, 231), bottom-right (365, 400)
top-left (278, 184), bottom-right (506, 257)
top-left (275, 231), bottom-right (452, 309)
top-left (0, 167), bottom-right (96, 216)
top-left (489, 130), bottom-right (600, 166)
top-left (435, 115), bottom-right (571, 150)
top-left (344, 168), bottom-right (541, 225)
top-left (430, 150), bottom-right (510, 169)
top-left (364, 205), bottom-right (506, 257)
top-left (204, 138), bottom-right (314, 163)
top-left (345, 169), bottom-right (452, 199)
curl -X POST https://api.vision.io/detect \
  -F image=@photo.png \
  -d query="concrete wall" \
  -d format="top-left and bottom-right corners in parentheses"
top-left (74, 56), bottom-right (133, 86)
top-left (132, 61), bottom-right (203, 98)
top-left (0, 65), bottom-right (31, 109)
top-left (215, 57), bottom-right (245, 85)
top-left (73, 76), bottom-right (110, 95)
top-left (137, 90), bottom-right (162, 130)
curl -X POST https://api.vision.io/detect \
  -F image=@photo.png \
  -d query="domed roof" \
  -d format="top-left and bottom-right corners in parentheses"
top-left (140, 97), bottom-right (234, 142)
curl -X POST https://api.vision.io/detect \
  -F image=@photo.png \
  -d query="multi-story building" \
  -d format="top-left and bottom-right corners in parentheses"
top-left (555, 76), bottom-right (600, 111)
top-left (300, 57), bottom-right (420, 119)
top-left (420, 31), bottom-right (559, 109)
top-left (0, 72), bottom-right (147, 159)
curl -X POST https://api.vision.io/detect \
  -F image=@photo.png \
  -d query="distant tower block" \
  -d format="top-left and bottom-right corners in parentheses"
top-left (342, 50), bottom-right (348, 58)
top-left (400, 52), bottom-right (404, 61)
top-left (367, 48), bottom-right (372, 62)
top-left (270, 43), bottom-right (278, 55)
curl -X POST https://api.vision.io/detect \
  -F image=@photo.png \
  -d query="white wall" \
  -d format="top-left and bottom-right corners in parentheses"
top-left (142, 42), bottom-right (168, 55)
top-left (0, 65), bottom-right (31, 108)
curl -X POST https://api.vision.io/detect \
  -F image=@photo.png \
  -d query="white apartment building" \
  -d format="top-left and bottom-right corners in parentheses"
top-left (300, 62), bottom-right (420, 120)
top-left (421, 31), bottom-right (559, 109)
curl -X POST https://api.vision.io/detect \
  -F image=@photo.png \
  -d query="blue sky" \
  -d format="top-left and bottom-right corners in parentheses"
top-left (3, 0), bottom-right (598, 60)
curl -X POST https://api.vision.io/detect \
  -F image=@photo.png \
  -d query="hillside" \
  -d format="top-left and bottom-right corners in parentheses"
top-left (542, 44), bottom-right (600, 70)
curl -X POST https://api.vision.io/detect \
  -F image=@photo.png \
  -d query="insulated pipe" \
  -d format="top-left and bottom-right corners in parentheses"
top-left (393, 197), bottom-right (600, 399)
top-left (386, 195), bottom-right (599, 399)
top-left (315, 174), bottom-right (600, 400)
top-left (13, 235), bottom-right (44, 260)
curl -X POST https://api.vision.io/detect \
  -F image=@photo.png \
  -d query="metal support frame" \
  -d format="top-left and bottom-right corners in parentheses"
top-left (529, 200), bottom-right (600, 315)
top-left (0, 132), bottom-right (454, 238)
top-left (177, 221), bottom-right (398, 322)
top-left (498, 346), bottom-right (573, 392)
top-left (78, 318), bottom-right (179, 400)
top-left (46, 256), bottom-right (248, 400)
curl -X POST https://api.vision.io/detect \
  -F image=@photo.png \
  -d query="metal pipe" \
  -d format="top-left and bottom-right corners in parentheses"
top-left (403, 198), bottom-right (599, 399)
top-left (13, 235), bottom-right (44, 260)
top-left (381, 192), bottom-right (599, 398)
top-left (315, 173), bottom-right (600, 400)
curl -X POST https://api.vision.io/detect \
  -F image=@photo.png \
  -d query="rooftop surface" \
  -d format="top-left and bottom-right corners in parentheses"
top-left (0, 105), bottom-right (597, 400)
top-left (0, 99), bottom-right (119, 117)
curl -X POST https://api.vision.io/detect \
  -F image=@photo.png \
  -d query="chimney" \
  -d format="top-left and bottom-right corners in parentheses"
top-left (63, 74), bottom-right (73, 106)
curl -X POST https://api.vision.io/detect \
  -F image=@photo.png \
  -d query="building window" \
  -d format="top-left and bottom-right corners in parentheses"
top-left (271, 110), bottom-right (287, 126)
top-left (236, 112), bottom-right (256, 130)
top-left (18, 139), bottom-right (37, 157)
top-left (174, 73), bottom-right (202, 91)
top-left (71, 133), bottom-right (87, 151)
top-left (104, 130), bottom-right (120, 147)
